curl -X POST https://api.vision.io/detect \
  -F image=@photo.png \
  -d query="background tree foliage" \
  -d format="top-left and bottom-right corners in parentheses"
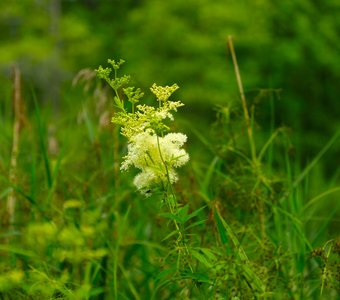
top-left (0, 1), bottom-right (339, 299)
top-left (1, 0), bottom-right (339, 168)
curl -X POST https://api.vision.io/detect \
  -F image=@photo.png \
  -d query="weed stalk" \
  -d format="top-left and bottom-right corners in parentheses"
top-left (227, 36), bottom-right (266, 240)
top-left (6, 65), bottom-right (22, 227)
top-left (156, 135), bottom-right (194, 275)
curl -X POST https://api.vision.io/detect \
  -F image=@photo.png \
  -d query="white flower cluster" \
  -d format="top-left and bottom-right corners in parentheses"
top-left (109, 81), bottom-right (189, 196)
top-left (97, 61), bottom-right (189, 196)
top-left (121, 131), bottom-right (189, 195)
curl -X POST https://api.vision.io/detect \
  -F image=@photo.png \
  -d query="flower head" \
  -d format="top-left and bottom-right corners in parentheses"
top-left (121, 131), bottom-right (189, 195)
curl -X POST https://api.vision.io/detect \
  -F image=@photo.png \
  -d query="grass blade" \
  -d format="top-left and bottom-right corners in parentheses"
top-left (31, 87), bottom-right (52, 188)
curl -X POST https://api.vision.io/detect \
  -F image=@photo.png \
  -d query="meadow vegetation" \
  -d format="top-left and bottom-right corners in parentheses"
top-left (0, 34), bottom-right (339, 299)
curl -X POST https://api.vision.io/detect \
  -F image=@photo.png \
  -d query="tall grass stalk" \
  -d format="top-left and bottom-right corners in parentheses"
top-left (228, 36), bottom-right (266, 241)
top-left (6, 66), bottom-right (22, 227)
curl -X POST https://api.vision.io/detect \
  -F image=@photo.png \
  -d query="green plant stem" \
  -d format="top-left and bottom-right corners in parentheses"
top-left (320, 239), bottom-right (334, 298)
top-left (227, 36), bottom-right (257, 166)
top-left (156, 136), bottom-right (193, 273)
top-left (113, 70), bottom-right (122, 107)
top-left (228, 36), bottom-right (266, 240)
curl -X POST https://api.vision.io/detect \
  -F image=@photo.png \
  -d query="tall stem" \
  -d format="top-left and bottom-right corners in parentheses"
top-left (228, 36), bottom-right (266, 240)
top-left (227, 36), bottom-right (257, 166)
top-left (7, 65), bottom-right (22, 227)
top-left (156, 136), bottom-right (193, 273)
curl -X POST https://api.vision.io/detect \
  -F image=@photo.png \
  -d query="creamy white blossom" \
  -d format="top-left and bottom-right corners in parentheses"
top-left (121, 131), bottom-right (189, 195)
top-left (103, 77), bottom-right (189, 196)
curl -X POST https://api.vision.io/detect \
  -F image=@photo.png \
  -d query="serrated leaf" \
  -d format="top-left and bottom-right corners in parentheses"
top-left (113, 96), bottom-right (124, 110)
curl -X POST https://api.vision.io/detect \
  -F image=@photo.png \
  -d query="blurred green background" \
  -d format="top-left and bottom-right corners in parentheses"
top-left (1, 0), bottom-right (339, 171)
top-left (0, 2), bottom-right (339, 298)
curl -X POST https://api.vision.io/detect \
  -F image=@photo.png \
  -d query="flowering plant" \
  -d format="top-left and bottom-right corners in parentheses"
top-left (96, 59), bottom-right (189, 196)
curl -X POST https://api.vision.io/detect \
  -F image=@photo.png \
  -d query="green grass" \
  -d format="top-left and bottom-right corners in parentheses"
top-left (0, 63), bottom-right (339, 300)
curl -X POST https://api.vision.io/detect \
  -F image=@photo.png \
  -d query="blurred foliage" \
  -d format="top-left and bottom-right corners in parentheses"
top-left (1, 0), bottom-right (339, 172)
top-left (0, 3), bottom-right (339, 296)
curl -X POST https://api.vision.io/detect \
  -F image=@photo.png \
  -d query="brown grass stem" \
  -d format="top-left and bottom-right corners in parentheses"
top-left (6, 65), bottom-right (22, 226)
